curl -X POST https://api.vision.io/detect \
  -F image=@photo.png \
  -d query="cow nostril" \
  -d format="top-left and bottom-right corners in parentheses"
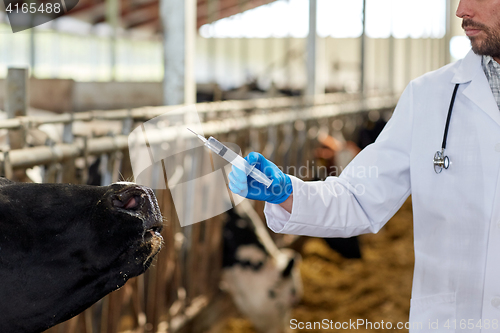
top-left (113, 194), bottom-right (141, 210)
top-left (124, 197), bottom-right (138, 209)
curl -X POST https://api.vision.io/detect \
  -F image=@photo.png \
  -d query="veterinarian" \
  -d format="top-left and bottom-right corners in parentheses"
top-left (229, 0), bottom-right (500, 330)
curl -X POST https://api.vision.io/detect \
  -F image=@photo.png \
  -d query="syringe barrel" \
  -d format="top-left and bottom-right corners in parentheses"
top-left (206, 137), bottom-right (251, 172)
top-left (205, 137), bottom-right (272, 187)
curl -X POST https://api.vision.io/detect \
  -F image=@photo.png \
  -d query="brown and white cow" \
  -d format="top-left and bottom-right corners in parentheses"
top-left (222, 206), bottom-right (302, 333)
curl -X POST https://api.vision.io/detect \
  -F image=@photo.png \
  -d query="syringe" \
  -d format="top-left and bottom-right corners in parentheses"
top-left (187, 128), bottom-right (273, 188)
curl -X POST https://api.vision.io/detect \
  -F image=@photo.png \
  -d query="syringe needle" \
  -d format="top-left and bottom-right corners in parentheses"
top-left (187, 128), bottom-right (207, 143)
top-left (185, 130), bottom-right (272, 187)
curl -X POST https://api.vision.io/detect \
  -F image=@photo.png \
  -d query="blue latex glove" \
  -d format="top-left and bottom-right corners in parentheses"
top-left (228, 152), bottom-right (292, 204)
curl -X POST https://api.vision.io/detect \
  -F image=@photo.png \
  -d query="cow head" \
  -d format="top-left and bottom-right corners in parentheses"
top-left (0, 179), bottom-right (163, 333)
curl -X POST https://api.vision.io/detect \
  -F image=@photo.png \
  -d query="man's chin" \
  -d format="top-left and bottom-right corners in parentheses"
top-left (467, 28), bottom-right (500, 59)
top-left (470, 39), bottom-right (491, 56)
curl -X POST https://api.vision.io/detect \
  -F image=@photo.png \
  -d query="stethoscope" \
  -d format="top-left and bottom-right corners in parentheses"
top-left (433, 83), bottom-right (460, 174)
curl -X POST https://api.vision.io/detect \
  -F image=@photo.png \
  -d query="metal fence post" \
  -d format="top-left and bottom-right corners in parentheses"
top-left (62, 112), bottom-right (76, 183)
top-left (5, 68), bottom-right (28, 150)
top-left (5, 68), bottom-right (28, 181)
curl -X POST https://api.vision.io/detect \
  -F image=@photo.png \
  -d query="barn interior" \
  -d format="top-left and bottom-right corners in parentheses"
top-left (0, 0), bottom-right (469, 332)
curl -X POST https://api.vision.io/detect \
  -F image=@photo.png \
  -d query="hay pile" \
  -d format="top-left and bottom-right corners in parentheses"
top-left (223, 198), bottom-right (414, 333)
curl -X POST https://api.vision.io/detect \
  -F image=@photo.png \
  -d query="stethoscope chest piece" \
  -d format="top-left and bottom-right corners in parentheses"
top-left (433, 149), bottom-right (450, 174)
top-left (434, 83), bottom-right (459, 174)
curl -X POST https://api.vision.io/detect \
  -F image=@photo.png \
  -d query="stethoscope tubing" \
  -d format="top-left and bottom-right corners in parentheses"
top-left (434, 83), bottom-right (460, 173)
top-left (441, 84), bottom-right (460, 150)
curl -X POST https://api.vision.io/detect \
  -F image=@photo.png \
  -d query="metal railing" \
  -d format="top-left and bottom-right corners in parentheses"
top-left (1, 91), bottom-right (397, 172)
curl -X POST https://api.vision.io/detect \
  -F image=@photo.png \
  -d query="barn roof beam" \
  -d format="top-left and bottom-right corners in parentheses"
top-left (66, 0), bottom-right (278, 31)
top-left (196, 0), bottom-right (275, 28)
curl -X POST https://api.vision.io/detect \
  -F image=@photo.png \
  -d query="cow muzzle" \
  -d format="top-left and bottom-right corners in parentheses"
top-left (111, 185), bottom-right (164, 261)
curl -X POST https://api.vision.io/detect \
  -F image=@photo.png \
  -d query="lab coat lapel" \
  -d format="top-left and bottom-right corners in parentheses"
top-left (452, 50), bottom-right (500, 128)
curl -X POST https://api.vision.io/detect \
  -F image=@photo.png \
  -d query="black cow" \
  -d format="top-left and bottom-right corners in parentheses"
top-left (0, 179), bottom-right (163, 333)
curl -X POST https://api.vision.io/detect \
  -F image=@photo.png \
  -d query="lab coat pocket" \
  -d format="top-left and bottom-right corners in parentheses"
top-left (409, 293), bottom-right (456, 332)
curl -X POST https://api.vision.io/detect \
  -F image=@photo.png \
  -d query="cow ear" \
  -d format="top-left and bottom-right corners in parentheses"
top-left (281, 257), bottom-right (295, 278)
top-left (0, 178), bottom-right (14, 186)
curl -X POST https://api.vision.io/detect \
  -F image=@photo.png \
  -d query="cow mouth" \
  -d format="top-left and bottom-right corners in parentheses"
top-left (144, 229), bottom-right (163, 264)
top-left (144, 227), bottom-right (163, 242)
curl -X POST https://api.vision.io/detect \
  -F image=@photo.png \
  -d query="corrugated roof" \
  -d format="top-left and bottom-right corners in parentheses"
top-left (67, 0), bottom-right (276, 33)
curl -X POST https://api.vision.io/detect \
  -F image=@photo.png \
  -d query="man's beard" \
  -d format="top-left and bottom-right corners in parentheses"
top-left (462, 18), bottom-right (500, 58)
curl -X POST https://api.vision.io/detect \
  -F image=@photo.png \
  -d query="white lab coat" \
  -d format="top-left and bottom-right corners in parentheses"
top-left (264, 50), bottom-right (500, 332)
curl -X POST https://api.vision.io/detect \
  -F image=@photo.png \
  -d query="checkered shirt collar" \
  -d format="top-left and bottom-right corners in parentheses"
top-left (482, 55), bottom-right (500, 111)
